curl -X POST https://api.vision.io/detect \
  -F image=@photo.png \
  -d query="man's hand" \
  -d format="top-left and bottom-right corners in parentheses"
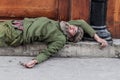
top-left (94, 34), bottom-right (108, 49)
top-left (20, 59), bottom-right (38, 68)
top-left (97, 38), bottom-right (108, 49)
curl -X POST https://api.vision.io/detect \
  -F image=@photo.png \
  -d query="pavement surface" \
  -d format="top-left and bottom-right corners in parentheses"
top-left (0, 56), bottom-right (120, 80)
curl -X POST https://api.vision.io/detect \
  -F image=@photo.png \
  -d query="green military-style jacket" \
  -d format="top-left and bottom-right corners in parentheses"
top-left (0, 17), bottom-right (96, 63)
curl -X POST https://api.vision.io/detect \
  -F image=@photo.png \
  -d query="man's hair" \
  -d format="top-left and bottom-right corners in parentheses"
top-left (60, 21), bottom-right (84, 42)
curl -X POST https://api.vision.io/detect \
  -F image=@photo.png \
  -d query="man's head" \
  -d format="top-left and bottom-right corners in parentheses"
top-left (60, 21), bottom-right (84, 42)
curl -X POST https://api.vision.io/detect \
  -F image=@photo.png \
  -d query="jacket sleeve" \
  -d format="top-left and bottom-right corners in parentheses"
top-left (34, 39), bottom-right (66, 63)
top-left (68, 19), bottom-right (96, 37)
top-left (0, 35), bottom-right (7, 47)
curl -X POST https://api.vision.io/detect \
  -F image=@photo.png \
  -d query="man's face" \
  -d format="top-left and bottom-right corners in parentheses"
top-left (67, 25), bottom-right (78, 37)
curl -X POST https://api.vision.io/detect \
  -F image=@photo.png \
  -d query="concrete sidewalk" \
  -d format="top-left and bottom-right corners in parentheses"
top-left (0, 56), bottom-right (120, 80)
top-left (0, 39), bottom-right (120, 80)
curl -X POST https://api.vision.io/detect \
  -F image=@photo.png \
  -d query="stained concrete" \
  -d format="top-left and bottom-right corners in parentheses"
top-left (0, 39), bottom-right (120, 58)
top-left (0, 39), bottom-right (120, 80)
top-left (0, 56), bottom-right (120, 80)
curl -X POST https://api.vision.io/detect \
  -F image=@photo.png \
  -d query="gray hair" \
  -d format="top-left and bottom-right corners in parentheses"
top-left (60, 21), bottom-right (84, 42)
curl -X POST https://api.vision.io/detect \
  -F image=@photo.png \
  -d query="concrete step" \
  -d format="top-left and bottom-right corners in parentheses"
top-left (0, 39), bottom-right (120, 58)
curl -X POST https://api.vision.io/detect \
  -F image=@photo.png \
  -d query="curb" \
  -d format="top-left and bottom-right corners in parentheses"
top-left (0, 39), bottom-right (120, 58)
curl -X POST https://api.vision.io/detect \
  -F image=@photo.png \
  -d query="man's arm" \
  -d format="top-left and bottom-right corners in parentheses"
top-left (68, 19), bottom-right (108, 48)
top-left (68, 19), bottom-right (96, 37)
top-left (24, 39), bottom-right (66, 68)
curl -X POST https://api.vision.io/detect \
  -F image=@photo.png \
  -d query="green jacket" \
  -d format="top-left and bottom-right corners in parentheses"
top-left (23, 17), bottom-right (66, 63)
top-left (0, 17), bottom-right (96, 63)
